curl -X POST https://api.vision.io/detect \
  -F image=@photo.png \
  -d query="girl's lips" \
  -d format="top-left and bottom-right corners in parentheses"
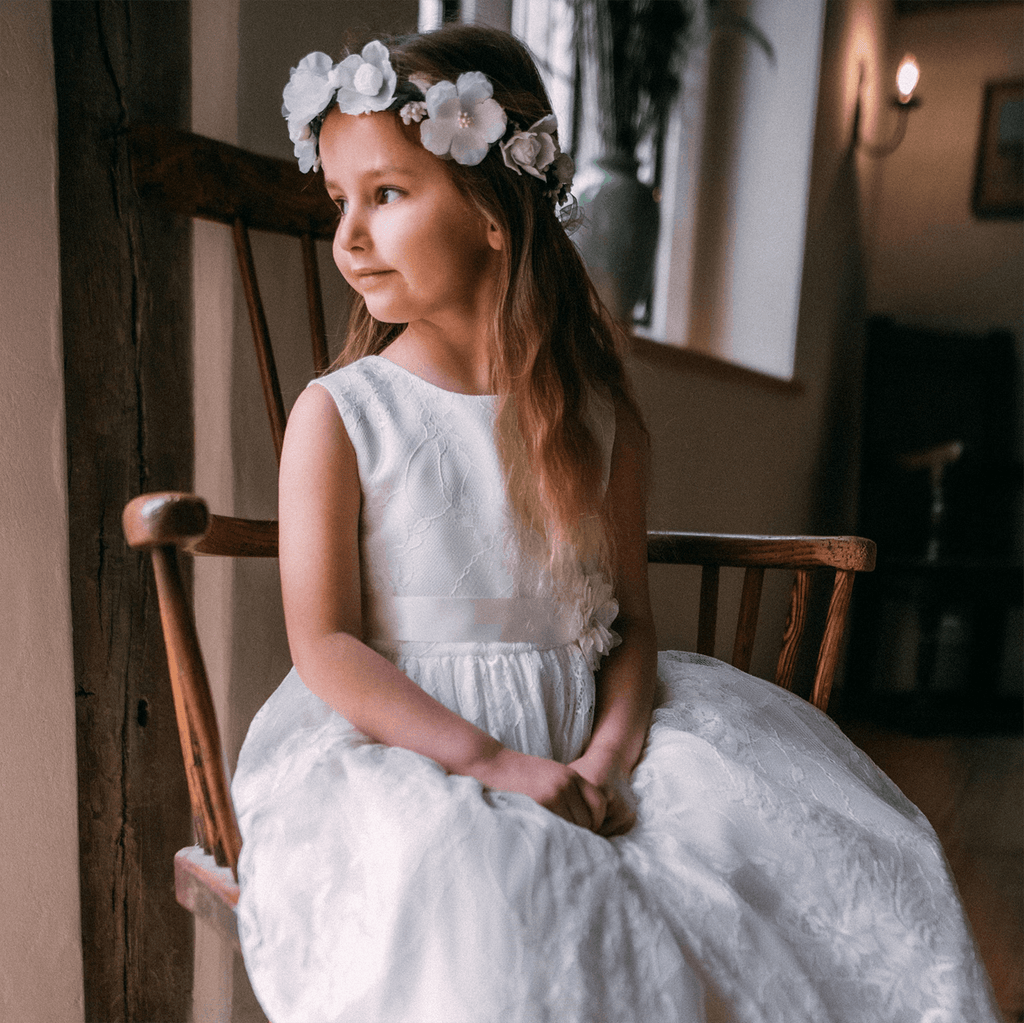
top-left (351, 268), bottom-right (395, 289)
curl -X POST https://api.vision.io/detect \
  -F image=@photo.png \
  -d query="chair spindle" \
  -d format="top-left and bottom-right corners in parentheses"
top-left (809, 569), bottom-right (857, 711)
top-left (774, 568), bottom-right (812, 691)
top-left (149, 543), bottom-right (242, 875)
top-left (696, 564), bottom-right (720, 656)
top-left (301, 232), bottom-right (330, 374)
top-left (731, 566), bottom-right (765, 672)
top-left (232, 218), bottom-right (287, 462)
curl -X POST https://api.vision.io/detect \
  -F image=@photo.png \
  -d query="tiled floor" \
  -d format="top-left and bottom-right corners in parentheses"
top-left (842, 722), bottom-right (1024, 1022)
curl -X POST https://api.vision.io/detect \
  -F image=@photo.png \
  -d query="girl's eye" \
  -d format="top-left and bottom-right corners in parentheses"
top-left (334, 197), bottom-right (348, 216)
top-left (379, 187), bottom-right (402, 205)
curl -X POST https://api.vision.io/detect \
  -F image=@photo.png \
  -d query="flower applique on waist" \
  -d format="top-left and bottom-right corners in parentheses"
top-left (577, 575), bottom-right (621, 671)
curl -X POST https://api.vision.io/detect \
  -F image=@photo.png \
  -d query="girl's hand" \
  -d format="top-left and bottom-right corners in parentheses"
top-left (569, 752), bottom-right (638, 837)
top-left (472, 747), bottom-right (608, 832)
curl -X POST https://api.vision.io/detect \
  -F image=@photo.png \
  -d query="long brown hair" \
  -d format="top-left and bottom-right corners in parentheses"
top-left (330, 24), bottom-right (645, 564)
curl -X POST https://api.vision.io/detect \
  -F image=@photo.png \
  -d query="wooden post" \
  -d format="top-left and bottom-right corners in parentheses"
top-left (54, 2), bottom-right (194, 1018)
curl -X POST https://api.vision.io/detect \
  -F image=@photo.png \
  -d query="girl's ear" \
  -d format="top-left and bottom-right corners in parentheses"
top-left (487, 220), bottom-right (504, 251)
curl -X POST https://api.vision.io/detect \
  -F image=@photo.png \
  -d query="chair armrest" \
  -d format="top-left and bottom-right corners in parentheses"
top-left (123, 492), bottom-right (245, 871)
top-left (123, 491), bottom-right (278, 557)
top-left (647, 532), bottom-right (876, 573)
top-left (123, 491), bottom-right (209, 550)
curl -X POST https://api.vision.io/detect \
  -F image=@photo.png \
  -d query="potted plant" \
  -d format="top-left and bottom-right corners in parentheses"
top-left (571, 0), bottom-right (771, 321)
top-left (571, 0), bottom-right (696, 320)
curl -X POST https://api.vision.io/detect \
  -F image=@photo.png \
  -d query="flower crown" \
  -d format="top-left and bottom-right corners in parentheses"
top-left (283, 41), bottom-right (575, 208)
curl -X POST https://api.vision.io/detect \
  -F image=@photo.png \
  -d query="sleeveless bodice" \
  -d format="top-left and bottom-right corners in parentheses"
top-left (306, 355), bottom-right (619, 761)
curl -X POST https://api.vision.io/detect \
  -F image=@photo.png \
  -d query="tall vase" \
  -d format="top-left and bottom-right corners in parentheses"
top-left (573, 151), bottom-right (660, 322)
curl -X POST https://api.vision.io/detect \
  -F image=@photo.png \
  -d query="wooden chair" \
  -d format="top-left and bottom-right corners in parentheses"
top-left (123, 120), bottom-right (877, 987)
top-left (123, 491), bottom-right (875, 951)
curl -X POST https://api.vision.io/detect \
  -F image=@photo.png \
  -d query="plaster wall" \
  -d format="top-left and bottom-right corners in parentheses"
top-left (689, 0), bottom-right (826, 379)
top-left (636, 0), bottom-right (891, 680)
top-left (0, 3), bottom-right (85, 1020)
top-left (867, 2), bottom-right (1023, 335)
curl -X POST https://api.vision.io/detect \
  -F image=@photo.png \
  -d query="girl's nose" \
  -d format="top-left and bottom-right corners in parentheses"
top-left (336, 205), bottom-right (369, 253)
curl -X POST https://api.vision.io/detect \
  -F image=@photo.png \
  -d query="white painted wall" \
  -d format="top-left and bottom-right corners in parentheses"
top-left (867, 2), bottom-right (1023, 335)
top-left (0, 3), bottom-right (85, 1021)
top-left (658, 0), bottom-right (826, 380)
top-left (636, 0), bottom-right (891, 679)
top-left (722, 0), bottom-right (826, 378)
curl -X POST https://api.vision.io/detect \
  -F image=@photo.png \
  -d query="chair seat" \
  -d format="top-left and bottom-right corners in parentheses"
top-left (174, 845), bottom-right (240, 949)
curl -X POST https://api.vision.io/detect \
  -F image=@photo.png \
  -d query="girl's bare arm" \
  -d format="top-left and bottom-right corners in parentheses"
top-left (570, 399), bottom-right (658, 833)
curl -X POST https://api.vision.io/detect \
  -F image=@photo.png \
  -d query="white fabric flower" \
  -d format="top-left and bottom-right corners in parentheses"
top-left (334, 40), bottom-right (398, 115)
top-left (400, 101), bottom-right (428, 125)
top-left (280, 43), bottom-right (572, 197)
top-left (282, 51), bottom-right (338, 171)
top-left (577, 576), bottom-right (621, 672)
top-left (500, 115), bottom-right (558, 180)
top-left (291, 132), bottom-right (321, 174)
top-left (282, 51), bottom-right (335, 138)
top-left (420, 72), bottom-right (507, 166)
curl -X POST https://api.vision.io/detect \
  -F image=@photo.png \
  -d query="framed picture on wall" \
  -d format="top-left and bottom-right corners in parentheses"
top-left (972, 78), bottom-right (1023, 219)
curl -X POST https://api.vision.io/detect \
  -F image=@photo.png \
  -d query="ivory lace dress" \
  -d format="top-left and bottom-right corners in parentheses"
top-left (232, 355), bottom-right (999, 1023)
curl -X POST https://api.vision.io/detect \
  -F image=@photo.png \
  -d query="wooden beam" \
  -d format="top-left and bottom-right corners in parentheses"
top-left (128, 122), bottom-right (338, 238)
top-left (54, 2), bottom-right (194, 1018)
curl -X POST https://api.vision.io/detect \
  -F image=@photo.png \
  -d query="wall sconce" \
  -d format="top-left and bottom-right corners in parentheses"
top-left (855, 54), bottom-right (922, 157)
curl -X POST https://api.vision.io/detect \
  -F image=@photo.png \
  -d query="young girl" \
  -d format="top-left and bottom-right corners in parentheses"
top-left (231, 24), bottom-right (1000, 1023)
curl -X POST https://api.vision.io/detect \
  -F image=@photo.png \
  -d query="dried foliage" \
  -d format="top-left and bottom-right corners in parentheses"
top-left (573, 0), bottom-right (696, 156)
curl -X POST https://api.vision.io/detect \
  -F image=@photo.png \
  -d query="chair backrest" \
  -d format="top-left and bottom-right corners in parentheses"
top-left (128, 123), bottom-right (340, 461)
top-left (122, 492), bottom-right (875, 879)
top-left (648, 532), bottom-right (876, 711)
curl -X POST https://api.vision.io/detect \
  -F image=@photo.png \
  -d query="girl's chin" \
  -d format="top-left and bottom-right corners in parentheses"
top-left (361, 296), bottom-right (406, 322)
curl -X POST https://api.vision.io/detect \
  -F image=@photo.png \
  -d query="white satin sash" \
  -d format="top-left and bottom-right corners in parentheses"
top-left (367, 594), bottom-right (579, 647)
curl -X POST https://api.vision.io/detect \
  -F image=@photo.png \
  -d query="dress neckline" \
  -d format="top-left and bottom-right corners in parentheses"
top-left (367, 354), bottom-right (497, 399)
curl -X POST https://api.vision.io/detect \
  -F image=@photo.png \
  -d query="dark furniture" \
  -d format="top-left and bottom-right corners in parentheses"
top-left (846, 317), bottom-right (1023, 733)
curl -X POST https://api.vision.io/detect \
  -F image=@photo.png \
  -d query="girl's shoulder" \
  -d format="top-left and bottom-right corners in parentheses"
top-left (307, 355), bottom-right (430, 424)
top-left (299, 358), bottom-right (403, 452)
top-left (308, 355), bottom-right (389, 403)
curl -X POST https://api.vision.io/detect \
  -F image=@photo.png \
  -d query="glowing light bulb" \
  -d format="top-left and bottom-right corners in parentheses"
top-left (896, 55), bottom-right (920, 104)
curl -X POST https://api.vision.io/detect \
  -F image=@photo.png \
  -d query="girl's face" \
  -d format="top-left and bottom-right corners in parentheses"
top-left (319, 108), bottom-right (503, 330)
